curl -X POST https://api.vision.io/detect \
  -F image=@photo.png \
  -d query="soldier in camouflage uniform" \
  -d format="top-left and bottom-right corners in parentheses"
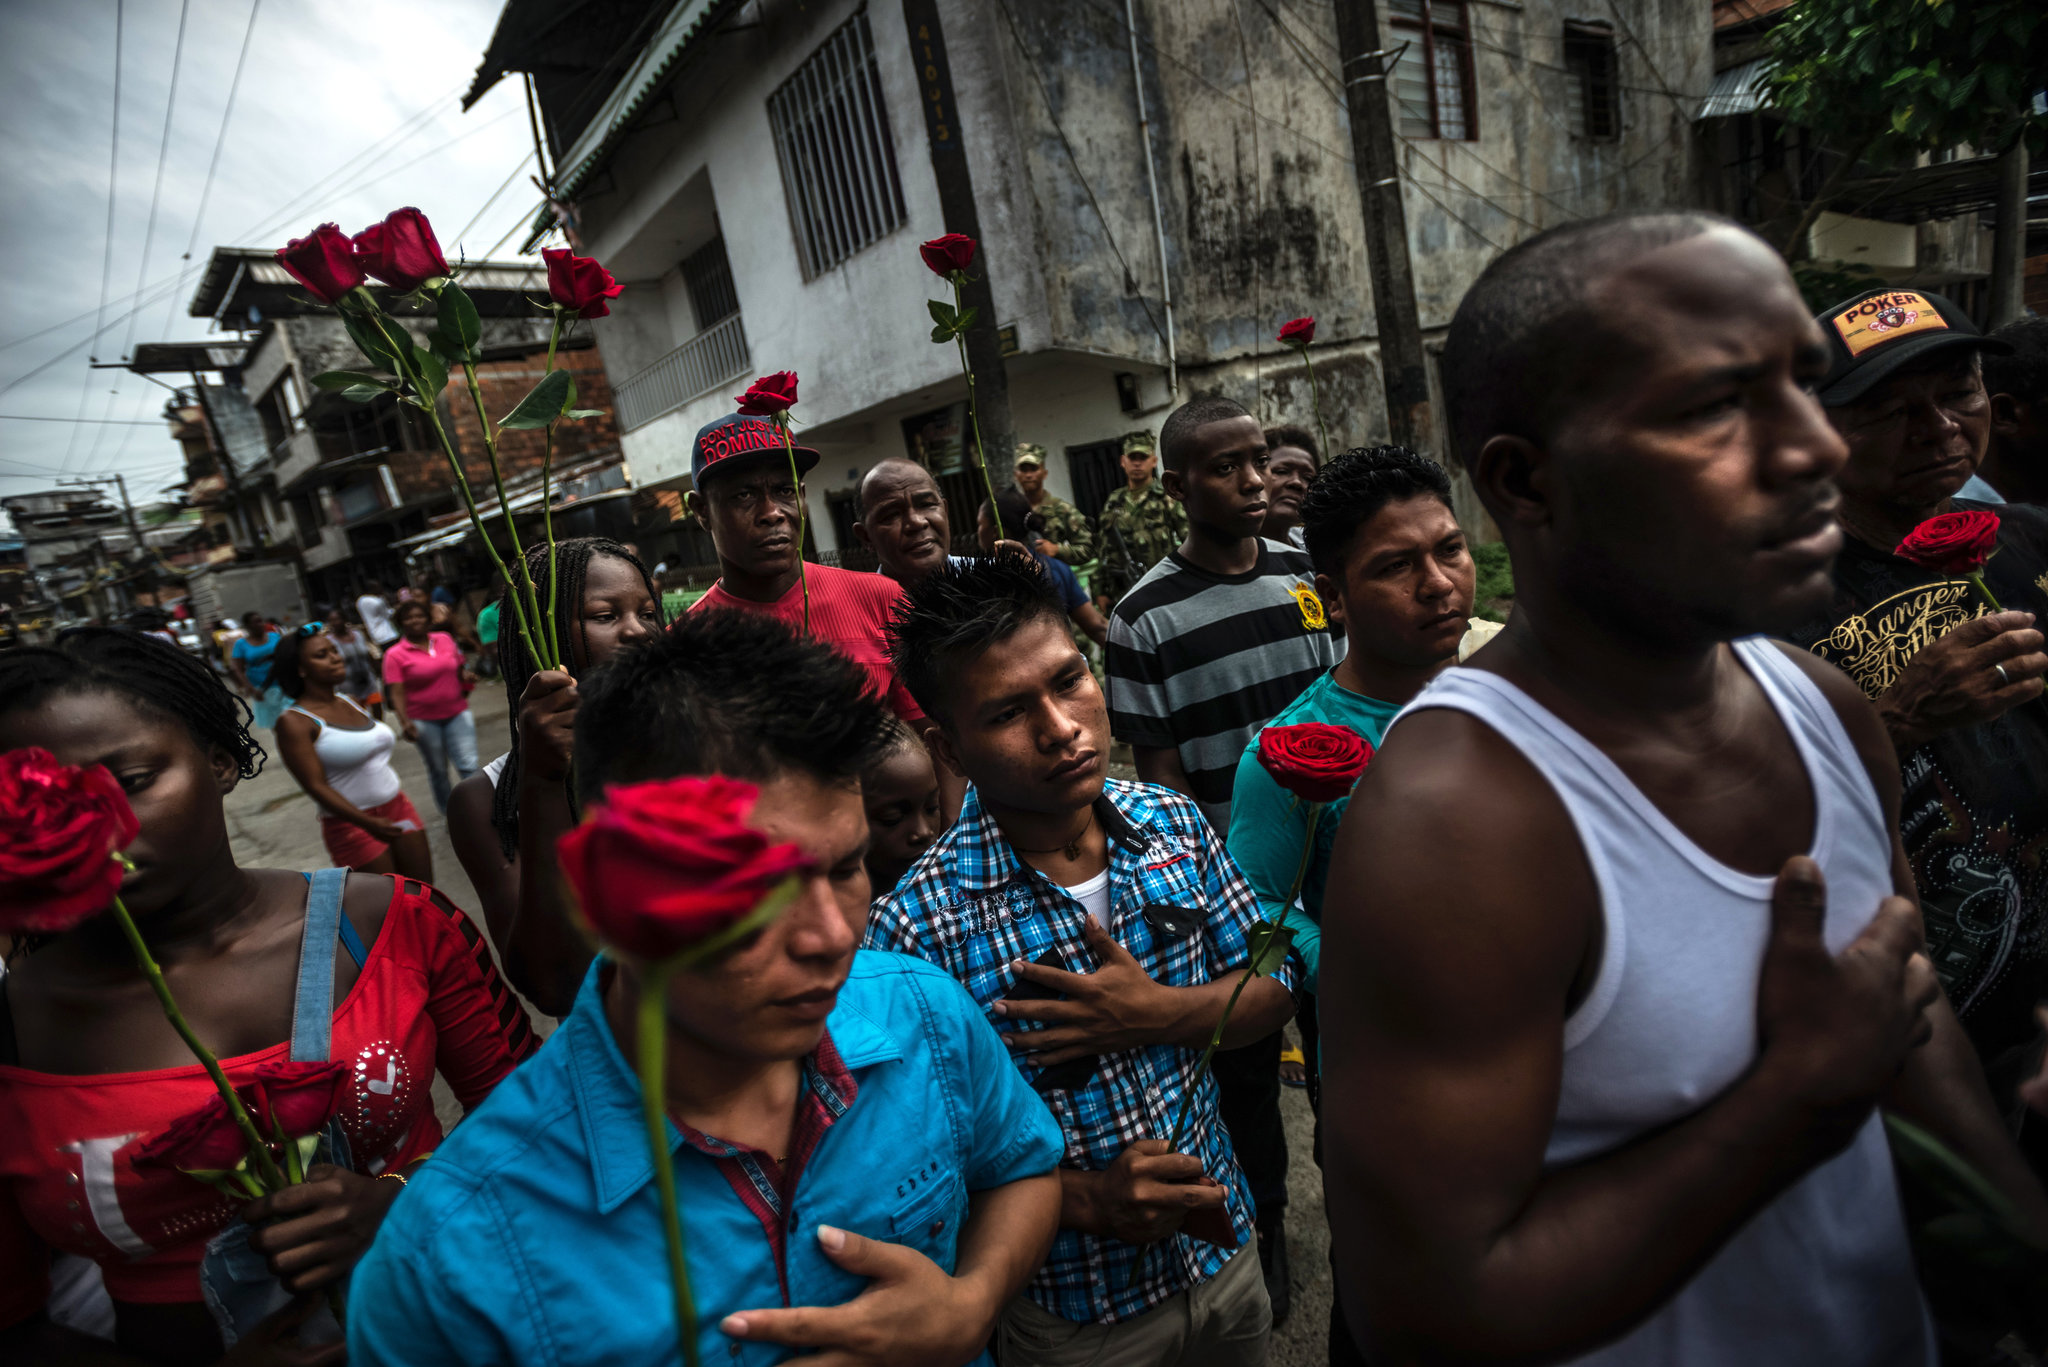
top-left (1013, 444), bottom-right (1094, 568)
top-left (1093, 429), bottom-right (1187, 608)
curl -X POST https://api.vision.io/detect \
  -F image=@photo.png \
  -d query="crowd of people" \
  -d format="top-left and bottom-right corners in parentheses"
top-left (7, 209), bottom-right (2048, 1367)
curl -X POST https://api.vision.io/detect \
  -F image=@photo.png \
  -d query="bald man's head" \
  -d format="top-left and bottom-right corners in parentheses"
top-left (855, 459), bottom-right (953, 584)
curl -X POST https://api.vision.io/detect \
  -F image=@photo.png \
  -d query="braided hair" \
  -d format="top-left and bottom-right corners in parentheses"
top-left (0, 627), bottom-right (266, 780)
top-left (488, 537), bottom-right (662, 858)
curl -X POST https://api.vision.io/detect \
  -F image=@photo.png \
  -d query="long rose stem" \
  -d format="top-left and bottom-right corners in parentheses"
top-left (1968, 571), bottom-right (2004, 612)
top-left (109, 895), bottom-right (286, 1191)
top-left (1283, 803), bottom-right (1322, 907)
top-left (1299, 346), bottom-right (1332, 467)
top-left (637, 961), bottom-right (701, 1367)
top-left (460, 356), bottom-right (553, 671)
top-left (953, 276), bottom-right (1004, 542)
top-left (353, 303), bottom-right (546, 669)
top-left (1164, 965), bottom-right (1257, 1157)
top-left (538, 313), bottom-right (566, 665)
top-left (778, 416), bottom-right (811, 634)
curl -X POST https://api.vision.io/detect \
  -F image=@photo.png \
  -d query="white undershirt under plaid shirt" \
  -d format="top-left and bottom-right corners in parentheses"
top-left (864, 778), bottom-right (1298, 1325)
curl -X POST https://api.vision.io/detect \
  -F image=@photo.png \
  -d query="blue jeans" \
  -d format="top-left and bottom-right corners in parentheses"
top-left (411, 710), bottom-right (478, 813)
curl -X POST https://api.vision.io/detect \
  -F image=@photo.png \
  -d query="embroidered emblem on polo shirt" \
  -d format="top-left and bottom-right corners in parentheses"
top-left (1292, 582), bottom-right (1326, 630)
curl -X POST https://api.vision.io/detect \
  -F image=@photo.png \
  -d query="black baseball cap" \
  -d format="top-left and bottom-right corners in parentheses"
top-left (689, 413), bottom-right (820, 489)
top-left (1815, 287), bottom-right (2010, 407)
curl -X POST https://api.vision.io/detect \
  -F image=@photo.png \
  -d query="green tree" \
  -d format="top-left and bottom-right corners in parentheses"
top-left (1762, 0), bottom-right (2046, 294)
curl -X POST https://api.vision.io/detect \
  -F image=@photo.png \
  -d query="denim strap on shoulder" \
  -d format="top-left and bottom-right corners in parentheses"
top-left (290, 868), bottom-right (348, 1063)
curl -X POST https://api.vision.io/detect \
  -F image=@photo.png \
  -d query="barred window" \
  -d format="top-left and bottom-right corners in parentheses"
top-left (1564, 21), bottom-right (1620, 141)
top-left (1389, 0), bottom-right (1477, 142)
top-left (767, 12), bottom-right (909, 279)
top-left (680, 236), bottom-right (739, 330)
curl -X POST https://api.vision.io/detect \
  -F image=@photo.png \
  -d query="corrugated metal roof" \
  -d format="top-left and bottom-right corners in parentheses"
top-left (1698, 57), bottom-right (1769, 119)
top-left (519, 0), bottom-right (739, 250)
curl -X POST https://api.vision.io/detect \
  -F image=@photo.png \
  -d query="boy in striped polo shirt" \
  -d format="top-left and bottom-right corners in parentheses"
top-left (1104, 394), bottom-right (1340, 1322)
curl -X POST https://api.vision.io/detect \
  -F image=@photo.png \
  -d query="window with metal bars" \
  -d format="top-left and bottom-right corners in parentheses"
top-left (767, 12), bottom-right (910, 280)
top-left (1389, 0), bottom-right (1477, 141)
top-left (1564, 21), bottom-right (1620, 141)
top-left (680, 236), bottom-right (740, 330)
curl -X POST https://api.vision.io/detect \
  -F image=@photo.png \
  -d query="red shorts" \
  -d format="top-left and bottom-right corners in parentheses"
top-left (320, 792), bottom-right (424, 869)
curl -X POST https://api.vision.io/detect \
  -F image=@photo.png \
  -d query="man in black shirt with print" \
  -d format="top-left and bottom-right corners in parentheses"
top-left (1790, 288), bottom-right (2048, 1159)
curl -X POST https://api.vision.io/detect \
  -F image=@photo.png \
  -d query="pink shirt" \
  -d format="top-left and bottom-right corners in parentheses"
top-left (381, 631), bottom-right (468, 721)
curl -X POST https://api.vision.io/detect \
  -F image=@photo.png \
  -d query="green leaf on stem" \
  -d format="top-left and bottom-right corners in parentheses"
top-left (1244, 920), bottom-right (1297, 977)
top-left (339, 310), bottom-right (402, 374)
top-left (313, 370), bottom-right (393, 392)
top-left (434, 281), bottom-right (482, 363)
top-left (930, 324), bottom-right (952, 344)
top-left (499, 368), bottom-right (573, 430)
top-left (955, 306), bottom-right (979, 331)
top-left (412, 346), bottom-right (448, 398)
top-left (339, 384), bottom-right (387, 404)
top-left (927, 298), bottom-right (957, 329)
top-left (563, 408), bottom-right (605, 420)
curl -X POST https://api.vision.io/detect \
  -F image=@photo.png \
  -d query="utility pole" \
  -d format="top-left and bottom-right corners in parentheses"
top-left (1334, 0), bottom-right (1432, 452)
top-left (1988, 130), bottom-right (2029, 331)
top-left (901, 0), bottom-right (1016, 465)
top-left (62, 473), bottom-right (156, 606)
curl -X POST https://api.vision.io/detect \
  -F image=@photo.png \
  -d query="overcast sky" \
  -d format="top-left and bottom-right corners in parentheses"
top-left (0, 0), bottom-right (543, 513)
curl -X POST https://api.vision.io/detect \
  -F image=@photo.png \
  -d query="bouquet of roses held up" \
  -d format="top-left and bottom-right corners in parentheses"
top-left (275, 209), bottom-right (622, 671)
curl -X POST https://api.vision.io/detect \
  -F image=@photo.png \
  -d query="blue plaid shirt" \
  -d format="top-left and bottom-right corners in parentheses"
top-left (864, 779), bottom-right (1296, 1325)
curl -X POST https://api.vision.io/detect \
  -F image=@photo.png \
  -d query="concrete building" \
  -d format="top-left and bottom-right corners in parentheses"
top-left (467, 0), bottom-right (1712, 564)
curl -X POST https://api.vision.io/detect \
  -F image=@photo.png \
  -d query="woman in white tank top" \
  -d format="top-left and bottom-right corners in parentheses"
top-left (270, 624), bottom-right (433, 879)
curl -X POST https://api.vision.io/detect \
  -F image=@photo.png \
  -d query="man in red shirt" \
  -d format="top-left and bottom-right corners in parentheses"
top-left (686, 413), bottom-right (923, 723)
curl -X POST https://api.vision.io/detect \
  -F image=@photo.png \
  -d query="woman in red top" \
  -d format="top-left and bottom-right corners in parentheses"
top-left (0, 630), bottom-right (538, 1365)
top-left (378, 600), bottom-right (477, 814)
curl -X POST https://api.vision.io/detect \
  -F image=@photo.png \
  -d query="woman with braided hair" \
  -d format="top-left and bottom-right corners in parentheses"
top-left (0, 630), bottom-right (537, 1365)
top-left (446, 537), bottom-right (661, 1016)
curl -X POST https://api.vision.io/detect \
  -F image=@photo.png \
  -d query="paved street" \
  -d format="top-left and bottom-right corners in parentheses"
top-left (221, 681), bottom-right (1334, 1362)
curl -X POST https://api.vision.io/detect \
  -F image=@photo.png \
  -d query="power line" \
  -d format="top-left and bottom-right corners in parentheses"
top-left (119, 0), bottom-right (193, 362)
top-left (89, 0), bottom-right (125, 365)
top-left (163, 0), bottom-right (263, 343)
top-left (0, 414), bottom-right (162, 425)
top-left (479, 199), bottom-right (547, 261)
top-left (452, 150), bottom-right (536, 255)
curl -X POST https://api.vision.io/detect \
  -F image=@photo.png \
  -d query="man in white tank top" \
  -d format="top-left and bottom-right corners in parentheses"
top-left (1319, 213), bottom-right (2048, 1366)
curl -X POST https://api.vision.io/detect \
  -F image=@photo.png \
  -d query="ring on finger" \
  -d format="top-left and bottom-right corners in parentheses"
top-left (1995, 663), bottom-right (2011, 686)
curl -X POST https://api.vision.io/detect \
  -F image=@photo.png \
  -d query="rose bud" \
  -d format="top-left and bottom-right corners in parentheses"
top-left (919, 233), bottom-right (978, 278)
top-left (0, 748), bottom-right (139, 935)
top-left (542, 247), bottom-right (624, 319)
top-left (1277, 316), bottom-right (1316, 348)
top-left (277, 223), bottom-right (366, 305)
top-left (352, 208), bottom-right (450, 292)
top-left (1256, 722), bottom-right (1373, 804)
top-left (559, 774), bottom-right (810, 964)
top-left (1894, 509), bottom-right (2000, 575)
top-left (734, 371), bottom-right (800, 416)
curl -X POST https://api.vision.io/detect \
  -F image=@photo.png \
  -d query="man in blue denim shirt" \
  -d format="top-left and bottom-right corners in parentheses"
top-left (348, 612), bottom-right (1064, 1366)
top-left (868, 556), bottom-right (1296, 1367)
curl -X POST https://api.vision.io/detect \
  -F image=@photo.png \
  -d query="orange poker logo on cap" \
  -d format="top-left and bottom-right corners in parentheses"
top-left (1831, 291), bottom-right (1949, 358)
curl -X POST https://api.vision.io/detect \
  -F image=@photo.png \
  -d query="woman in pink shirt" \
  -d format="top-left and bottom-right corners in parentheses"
top-left (380, 599), bottom-right (477, 812)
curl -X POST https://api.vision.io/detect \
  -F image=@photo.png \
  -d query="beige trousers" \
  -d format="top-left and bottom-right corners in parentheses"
top-left (994, 1242), bottom-right (1272, 1367)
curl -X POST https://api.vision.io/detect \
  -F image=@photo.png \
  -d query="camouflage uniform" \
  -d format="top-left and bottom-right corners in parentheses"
top-left (1095, 432), bottom-right (1187, 607)
top-left (1012, 443), bottom-right (1096, 569)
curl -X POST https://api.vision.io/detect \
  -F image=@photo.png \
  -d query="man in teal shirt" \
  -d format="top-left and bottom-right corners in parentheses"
top-left (1228, 447), bottom-right (1488, 988)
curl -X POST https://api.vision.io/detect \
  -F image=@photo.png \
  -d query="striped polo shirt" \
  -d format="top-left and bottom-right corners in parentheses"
top-left (1106, 540), bottom-right (1342, 830)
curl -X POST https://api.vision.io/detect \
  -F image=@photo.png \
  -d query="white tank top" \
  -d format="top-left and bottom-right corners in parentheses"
top-left (1391, 637), bottom-right (1933, 1366)
top-left (289, 696), bottom-right (402, 811)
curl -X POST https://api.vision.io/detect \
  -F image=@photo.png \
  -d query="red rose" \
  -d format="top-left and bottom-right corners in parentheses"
top-left (277, 223), bottom-right (365, 305)
top-left (1894, 509), bottom-right (2000, 575)
top-left (134, 1093), bottom-right (253, 1177)
top-left (351, 207), bottom-right (449, 292)
top-left (919, 233), bottom-right (978, 278)
top-left (558, 775), bottom-right (810, 963)
top-left (1277, 316), bottom-right (1316, 348)
top-left (133, 1061), bottom-right (346, 1178)
top-left (543, 247), bottom-right (623, 319)
top-left (735, 370), bottom-right (800, 416)
top-left (0, 749), bottom-right (139, 934)
top-left (1257, 722), bottom-right (1373, 804)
